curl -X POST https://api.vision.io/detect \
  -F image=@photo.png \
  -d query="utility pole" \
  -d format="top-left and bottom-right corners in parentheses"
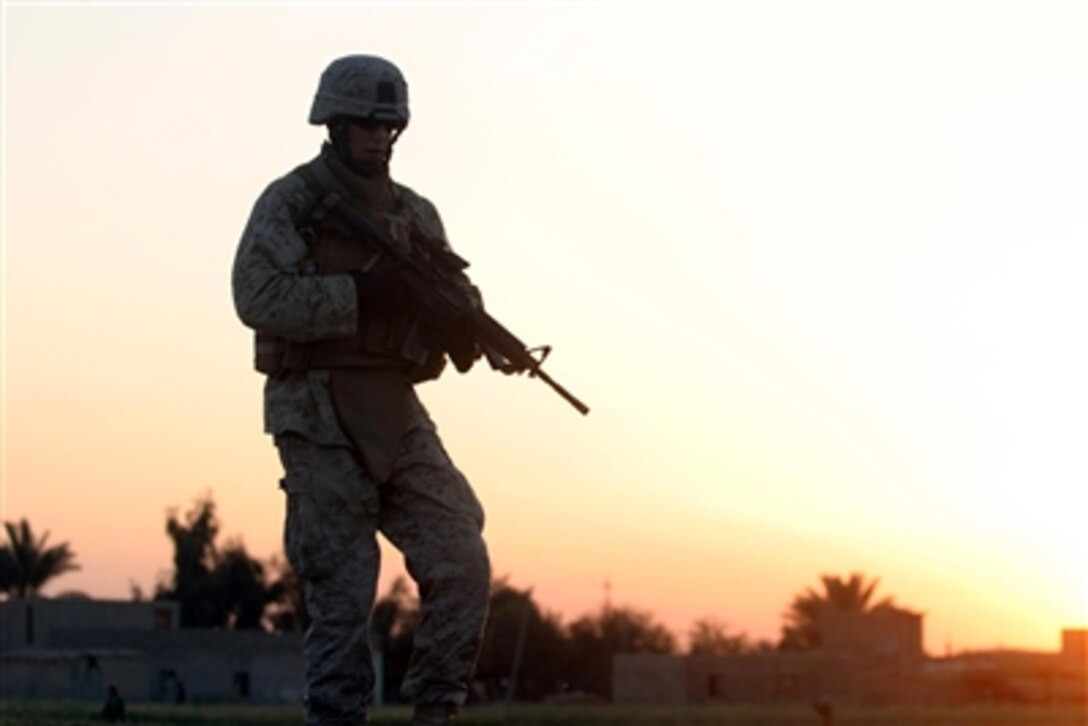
top-left (505, 589), bottom-right (533, 704)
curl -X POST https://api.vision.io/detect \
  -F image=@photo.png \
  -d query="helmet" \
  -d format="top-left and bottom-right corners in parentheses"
top-left (309, 55), bottom-right (410, 128)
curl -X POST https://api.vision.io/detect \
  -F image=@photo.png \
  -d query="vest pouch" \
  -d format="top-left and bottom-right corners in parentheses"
top-left (254, 332), bottom-right (286, 375)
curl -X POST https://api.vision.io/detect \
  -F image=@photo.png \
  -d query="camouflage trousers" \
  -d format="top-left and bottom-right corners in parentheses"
top-left (275, 408), bottom-right (490, 725)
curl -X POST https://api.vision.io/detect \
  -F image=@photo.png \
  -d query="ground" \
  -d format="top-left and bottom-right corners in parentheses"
top-left (0, 702), bottom-right (1085, 725)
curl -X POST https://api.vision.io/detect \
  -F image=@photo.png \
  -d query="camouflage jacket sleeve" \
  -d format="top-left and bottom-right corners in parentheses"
top-left (233, 170), bottom-right (357, 341)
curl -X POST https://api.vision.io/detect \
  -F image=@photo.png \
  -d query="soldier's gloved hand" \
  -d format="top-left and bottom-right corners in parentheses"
top-left (484, 347), bottom-right (528, 375)
top-left (447, 317), bottom-right (481, 373)
top-left (350, 268), bottom-right (412, 313)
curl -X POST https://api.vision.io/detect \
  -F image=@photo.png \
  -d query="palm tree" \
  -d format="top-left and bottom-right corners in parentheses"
top-left (0, 519), bottom-right (81, 598)
top-left (780, 572), bottom-right (895, 650)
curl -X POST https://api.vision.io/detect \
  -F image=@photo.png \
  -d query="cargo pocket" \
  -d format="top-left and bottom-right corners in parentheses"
top-left (394, 422), bottom-right (486, 532)
top-left (280, 472), bottom-right (339, 579)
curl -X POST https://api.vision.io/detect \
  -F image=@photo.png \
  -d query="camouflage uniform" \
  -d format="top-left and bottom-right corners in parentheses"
top-left (233, 55), bottom-right (490, 725)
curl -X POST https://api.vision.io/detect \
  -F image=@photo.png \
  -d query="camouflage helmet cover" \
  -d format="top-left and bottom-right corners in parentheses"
top-left (309, 55), bottom-right (410, 127)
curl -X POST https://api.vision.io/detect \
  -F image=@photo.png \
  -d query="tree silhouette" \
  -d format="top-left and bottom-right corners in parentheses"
top-left (214, 538), bottom-right (272, 629)
top-left (688, 616), bottom-right (750, 655)
top-left (265, 555), bottom-right (308, 632)
top-left (0, 519), bottom-right (80, 598)
top-left (158, 495), bottom-right (219, 626)
top-left (565, 604), bottom-right (676, 698)
top-left (475, 579), bottom-right (567, 701)
top-left (780, 572), bottom-right (895, 650)
top-left (155, 494), bottom-right (275, 629)
top-left (370, 576), bottom-right (420, 704)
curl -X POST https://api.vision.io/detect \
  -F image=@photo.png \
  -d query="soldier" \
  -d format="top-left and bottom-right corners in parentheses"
top-left (233, 55), bottom-right (491, 725)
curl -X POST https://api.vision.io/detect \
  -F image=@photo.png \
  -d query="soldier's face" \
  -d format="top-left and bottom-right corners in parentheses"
top-left (344, 118), bottom-right (396, 165)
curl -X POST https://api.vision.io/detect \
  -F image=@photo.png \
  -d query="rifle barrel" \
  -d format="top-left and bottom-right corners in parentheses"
top-left (533, 367), bottom-right (590, 415)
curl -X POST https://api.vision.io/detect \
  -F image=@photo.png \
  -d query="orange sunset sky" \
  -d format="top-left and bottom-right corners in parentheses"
top-left (3, 2), bottom-right (1085, 655)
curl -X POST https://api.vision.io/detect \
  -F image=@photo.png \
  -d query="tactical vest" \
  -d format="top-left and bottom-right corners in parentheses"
top-left (254, 157), bottom-right (446, 382)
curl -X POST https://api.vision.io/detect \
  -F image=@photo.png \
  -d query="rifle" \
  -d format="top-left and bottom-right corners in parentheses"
top-left (303, 187), bottom-right (590, 416)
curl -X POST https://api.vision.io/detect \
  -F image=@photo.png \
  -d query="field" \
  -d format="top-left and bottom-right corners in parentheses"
top-left (0, 702), bottom-right (1085, 726)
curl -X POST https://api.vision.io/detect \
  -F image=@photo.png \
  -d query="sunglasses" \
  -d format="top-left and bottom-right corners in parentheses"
top-left (348, 116), bottom-right (403, 132)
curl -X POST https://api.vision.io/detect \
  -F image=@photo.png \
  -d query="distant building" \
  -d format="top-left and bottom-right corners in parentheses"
top-left (1064, 628), bottom-right (1088, 666)
top-left (0, 598), bottom-right (302, 703)
top-left (615, 609), bottom-right (924, 705)
top-left (924, 628), bottom-right (1088, 705)
top-left (0, 597), bottom-right (178, 651)
top-left (613, 611), bottom-right (1087, 705)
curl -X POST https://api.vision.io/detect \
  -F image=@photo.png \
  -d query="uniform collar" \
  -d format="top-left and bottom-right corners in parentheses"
top-left (320, 143), bottom-right (400, 213)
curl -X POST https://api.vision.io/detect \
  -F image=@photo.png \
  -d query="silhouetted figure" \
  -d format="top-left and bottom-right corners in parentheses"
top-left (233, 53), bottom-right (493, 726)
top-left (812, 699), bottom-right (834, 725)
top-left (101, 685), bottom-right (125, 722)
